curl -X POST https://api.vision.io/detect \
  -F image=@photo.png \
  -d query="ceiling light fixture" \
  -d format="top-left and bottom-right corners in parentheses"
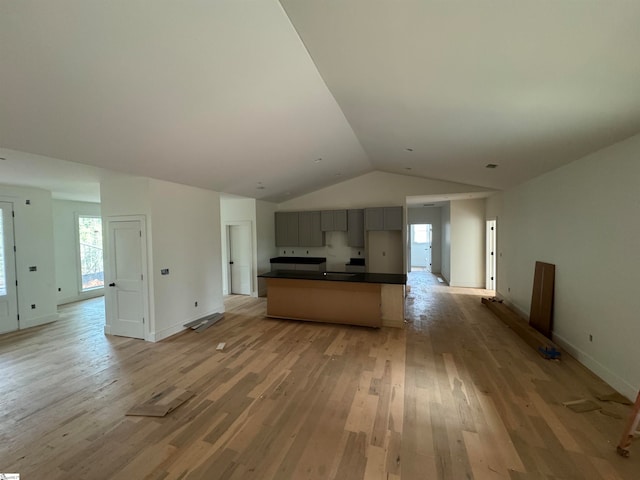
top-left (486, 163), bottom-right (498, 169)
top-left (314, 158), bottom-right (322, 163)
top-left (405, 167), bottom-right (412, 171)
top-left (405, 148), bottom-right (414, 152)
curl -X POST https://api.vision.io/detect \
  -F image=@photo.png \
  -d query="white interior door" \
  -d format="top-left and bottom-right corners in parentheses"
top-left (486, 219), bottom-right (497, 291)
top-left (228, 224), bottom-right (251, 295)
top-left (107, 219), bottom-right (146, 339)
top-left (0, 202), bottom-right (19, 334)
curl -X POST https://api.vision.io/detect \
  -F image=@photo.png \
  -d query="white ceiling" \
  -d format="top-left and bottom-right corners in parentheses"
top-left (2, 1), bottom-right (640, 203)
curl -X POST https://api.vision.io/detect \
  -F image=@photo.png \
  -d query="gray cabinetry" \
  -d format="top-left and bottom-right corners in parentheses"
top-left (347, 209), bottom-right (365, 247)
top-left (298, 211), bottom-right (324, 247)
top-left (321, 209), bottom-right (347, 231)
top-left (275, 212), bottom-right (299, 246)
top-left (383, 206), bottom-right (403, 230)
top-left (364, 208), bottom-right (384, 230)
top-left (364, 206), bottom-right (403, 231)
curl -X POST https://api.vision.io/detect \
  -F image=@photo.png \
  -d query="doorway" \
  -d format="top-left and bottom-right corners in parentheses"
top-left (106, 217), bottom-right (148, 339)
top-left (486, 219), bottom-right (497, 291)
top-left (227, 224), bottom-right (252, 295)
top-left (0, 201), bottom-right (19, 334)
top-left (410, 224), bottom-right (432, 272)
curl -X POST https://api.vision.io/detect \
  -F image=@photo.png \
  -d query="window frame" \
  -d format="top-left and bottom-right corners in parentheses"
top-left (76, 214), bottom-right (105, 293)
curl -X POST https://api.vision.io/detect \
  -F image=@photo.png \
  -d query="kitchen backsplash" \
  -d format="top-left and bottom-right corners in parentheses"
top-left (279, 231), bottom-right (364, 271)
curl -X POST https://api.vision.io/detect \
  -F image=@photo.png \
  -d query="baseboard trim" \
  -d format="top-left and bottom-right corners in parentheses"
top-left (150, 305), bottom-right (225, 342)
top-left (552, 333), bottom-right (636, 401)
top-left (20, 313), bottom-right (59, 330)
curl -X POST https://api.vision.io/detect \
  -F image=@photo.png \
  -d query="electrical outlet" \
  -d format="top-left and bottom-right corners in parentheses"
top-left (31, 304), bottom-right (36, 309)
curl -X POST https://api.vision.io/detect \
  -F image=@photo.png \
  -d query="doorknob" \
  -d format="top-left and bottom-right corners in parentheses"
top-left (229, 261), bottom-right (234, 265)
top-left (108, 283), bottom-right (116, 287)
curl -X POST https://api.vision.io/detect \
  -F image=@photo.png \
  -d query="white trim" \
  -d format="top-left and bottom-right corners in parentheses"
top-left (20, 313), bottom-right (59, 329)
top-left (224, 220), bottom-right (255, 296)
top-left (553, 333), bottom-right (636, 401)
top-left (149, 304), bottom-right (225, 342)
top-left (58, 289), bottom-right (104, 306)
top-left (104, 214), bottom-right (151, 341)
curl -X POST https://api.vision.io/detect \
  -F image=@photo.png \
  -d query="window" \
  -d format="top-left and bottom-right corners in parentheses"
top-left (412, 224), bottom-right (428, 244)
top-left (78, 215), bottom-right (104, 291)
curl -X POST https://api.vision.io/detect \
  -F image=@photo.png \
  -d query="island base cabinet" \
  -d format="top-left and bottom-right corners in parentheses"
top-left (381, 284), bottom-right (405, 328)
top-left (265, 278), bottom-right (382, 328)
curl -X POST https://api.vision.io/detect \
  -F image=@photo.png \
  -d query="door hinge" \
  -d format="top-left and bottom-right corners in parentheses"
top-left (13, 245), bottom-right (16, 252)
top-left (17, 314), bottom-right (20, 321)
top-left (140, 230), bottom-right (142, 237)
top-left (12, 210), bottom-right (15, 218)
top-left (142, 317), bottom-right (145, 324)
top-left (141, 274), bottom-right (144, 280)
top-left (15, 280), bottom-right (18, 286)
top-left (491, 276), bottom-right (494, 280)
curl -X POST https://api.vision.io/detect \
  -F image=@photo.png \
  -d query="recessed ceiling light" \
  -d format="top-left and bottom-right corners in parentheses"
top-left (486, 163), bottom-right (498, 169)
top-left (256, 186), bottom-right (265, 190)
top-left (405, 167), bottom-right (412, 171)
top-left (0, 157), bottom-right (6, 161)
top-left (405, 148), bottom-right (414, 152)
top-left (314, 158), bottom-right (322, 163)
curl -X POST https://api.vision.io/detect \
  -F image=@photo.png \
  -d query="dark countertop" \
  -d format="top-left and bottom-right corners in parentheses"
top-left (259, 270), bottom-right (406, 285)
top-left (270, 256), bottom-right (326, 264)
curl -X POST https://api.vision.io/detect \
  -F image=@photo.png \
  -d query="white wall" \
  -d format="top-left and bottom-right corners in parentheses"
top-left (100, 175), bottom-right (223, 342)
top-left (441, 203), bottom-right (451, 283)
top-left (450, 199), bottom-right (486, 288)
top-left (407, 206), bottom-right (442, 273)
top-left (497, 133), bottom-right (640, 399)
top-left (0, 185), bottom-right (57, 329)
top-left (52, 199), bottom-right (102, 305)
top-left (278, 171), bottom-right (492, 210)
top-left (149, 179), bottom-right (223, 340)
top-left (256, 200), bottom-right (277, 296)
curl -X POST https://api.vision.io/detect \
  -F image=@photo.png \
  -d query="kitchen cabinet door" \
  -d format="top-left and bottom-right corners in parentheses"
top-left (299, 211), bottom-right (324, 246)
top-left (364, 208), bottom-right (384, 230)
top-left (383, 206), bottom-right (403, 230)
top-left (275, 212), bottom-right (299, 246)
top-left (321, 210), bottom-right (347, 231)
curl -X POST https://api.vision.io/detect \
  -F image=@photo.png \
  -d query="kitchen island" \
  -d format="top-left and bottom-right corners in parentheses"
top-left (258, 270), bottom-right (406, 328)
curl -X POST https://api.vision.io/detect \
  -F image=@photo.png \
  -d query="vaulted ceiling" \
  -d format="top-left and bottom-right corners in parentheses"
top-left (1, 1), bottom-right (639, 203)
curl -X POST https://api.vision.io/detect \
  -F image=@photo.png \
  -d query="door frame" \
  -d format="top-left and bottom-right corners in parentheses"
top-left (486, 218), bottom-right (497, 291)
top-left (0, 201), bottom-right (19, 334)
top-left (224, 220), bottom-right (254, 296)
top-left (104, 215), bottom-right (150, 340)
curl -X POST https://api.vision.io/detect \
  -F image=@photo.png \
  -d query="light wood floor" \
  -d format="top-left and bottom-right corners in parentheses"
top-left (0, 272), bottom-right (638, 479)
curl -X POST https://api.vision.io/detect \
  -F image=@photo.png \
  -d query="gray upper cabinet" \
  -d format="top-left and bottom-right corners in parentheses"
top-left (298, 211), bottom-right (324, 246)
top-left (321, 209), bottom-right (347, 231)
top-left (364, 208), bottom-right (384, 230)
top-left (275, 212), bottom-right (299, 246)
top-left (383, 206), bottom-right (403, 230)
top-left (365, 206), bottom-right (403, 231)
top-left (347, 209), bottom-right (365, 247)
